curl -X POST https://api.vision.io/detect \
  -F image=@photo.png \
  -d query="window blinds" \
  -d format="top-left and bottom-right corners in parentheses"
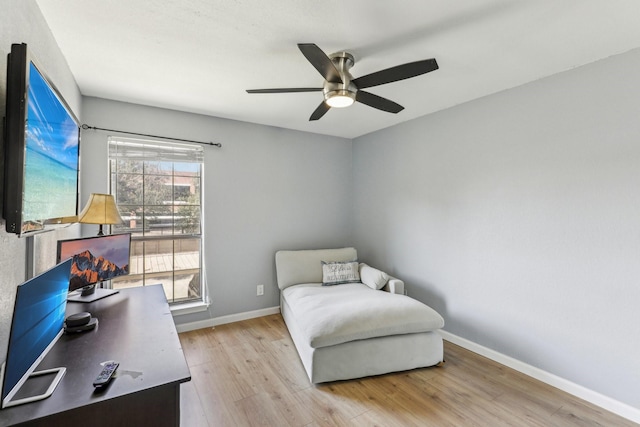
top-left (108, 137), bottom-right (204, 163)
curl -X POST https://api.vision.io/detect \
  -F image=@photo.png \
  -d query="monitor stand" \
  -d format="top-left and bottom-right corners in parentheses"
top-left (67, 284), bottom-right (119, 303)
top-left (2, 367), bottom-right (66, 408)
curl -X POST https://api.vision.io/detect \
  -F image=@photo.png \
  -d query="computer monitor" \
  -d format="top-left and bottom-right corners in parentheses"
top-left (0, 258), bottom-right (72, 408)
top-left (56, 233), bottom-right (131, 303)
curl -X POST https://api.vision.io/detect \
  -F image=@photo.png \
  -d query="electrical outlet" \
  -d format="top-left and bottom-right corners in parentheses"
top-left (257, 284), bottom-right (264, 296)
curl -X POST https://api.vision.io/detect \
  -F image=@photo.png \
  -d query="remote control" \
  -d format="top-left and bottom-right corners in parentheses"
top-left (93, 361), bottom-right (119, 387)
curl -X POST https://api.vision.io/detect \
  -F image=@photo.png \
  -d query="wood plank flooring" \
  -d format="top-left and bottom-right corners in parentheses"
top-left (178, 314), bottom-right (637, 426)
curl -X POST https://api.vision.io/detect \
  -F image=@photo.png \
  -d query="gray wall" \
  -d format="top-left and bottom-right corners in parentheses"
top-left (0, 0), bottom-right (81, 365)
top-left (353, 48), bottom-right (640, 409)
top-left (80, 97), bottom-right (353, 322)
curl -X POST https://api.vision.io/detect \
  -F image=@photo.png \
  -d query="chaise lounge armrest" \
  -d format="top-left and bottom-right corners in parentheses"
top-left (383, 278), bottom-right (405, 295)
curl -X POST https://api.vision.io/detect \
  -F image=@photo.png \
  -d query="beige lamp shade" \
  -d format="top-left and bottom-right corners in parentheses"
top-left (78, 193), bottom-right (123, 235)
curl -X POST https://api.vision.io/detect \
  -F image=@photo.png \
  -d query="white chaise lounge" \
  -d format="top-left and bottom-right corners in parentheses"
top-left (275, 247), bottom-right (445, 383)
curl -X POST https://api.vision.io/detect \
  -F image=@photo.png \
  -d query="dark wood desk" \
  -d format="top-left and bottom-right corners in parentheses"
top-left (0, 284), bottom-right (191, 426)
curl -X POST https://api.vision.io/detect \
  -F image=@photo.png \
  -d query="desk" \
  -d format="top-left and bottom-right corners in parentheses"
top-left (0, 285), bottom-right (191, 426)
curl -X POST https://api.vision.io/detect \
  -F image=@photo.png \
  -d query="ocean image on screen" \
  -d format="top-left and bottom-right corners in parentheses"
top-left (22, 62), bottom-right (79, 222)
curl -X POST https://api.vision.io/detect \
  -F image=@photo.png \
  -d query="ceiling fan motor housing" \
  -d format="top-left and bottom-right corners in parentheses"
top-left (324, 52), bottom-right (357, 107)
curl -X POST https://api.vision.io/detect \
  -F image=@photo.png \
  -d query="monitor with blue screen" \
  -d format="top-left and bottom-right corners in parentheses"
top-left (0, 258), bottom-right (72, 408)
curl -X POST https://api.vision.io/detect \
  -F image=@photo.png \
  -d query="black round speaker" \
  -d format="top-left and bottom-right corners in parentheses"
top-left (65, 311), bottom-right (92, 327)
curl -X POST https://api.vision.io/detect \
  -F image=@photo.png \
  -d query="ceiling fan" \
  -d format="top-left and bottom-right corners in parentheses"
top-left (247, 43), bottom-right (439, 121)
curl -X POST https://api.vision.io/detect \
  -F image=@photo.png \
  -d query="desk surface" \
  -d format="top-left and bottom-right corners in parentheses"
top-left (0, 284), bottom-right (191, 425)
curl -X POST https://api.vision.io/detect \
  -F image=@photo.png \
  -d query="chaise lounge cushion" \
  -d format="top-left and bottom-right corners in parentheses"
top-left (282, 282), bottom-right (444, 349)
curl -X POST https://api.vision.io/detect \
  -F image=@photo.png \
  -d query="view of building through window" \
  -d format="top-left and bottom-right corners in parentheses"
top-left (108, 138), bottom-right (204, 305)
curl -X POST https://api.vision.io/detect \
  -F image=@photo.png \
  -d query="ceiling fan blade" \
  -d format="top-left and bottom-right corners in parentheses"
top-left (355, 90), bottom-right (404, 113)
top-left (246, 88), bottom-right (322, 94)
top-left (298, 43), bottom-right (343, 84)
top-left (352, 58), bottom-right (438, 89)
top-left (309, 101), bottom-right (330, 121)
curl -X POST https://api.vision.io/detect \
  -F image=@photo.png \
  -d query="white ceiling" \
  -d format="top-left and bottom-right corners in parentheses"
top-left (36, 0), bottom-right (640, 139)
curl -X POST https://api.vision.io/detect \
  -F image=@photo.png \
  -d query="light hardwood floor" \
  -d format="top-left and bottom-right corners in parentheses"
top-left (178, 314), bottom-right (637, 426)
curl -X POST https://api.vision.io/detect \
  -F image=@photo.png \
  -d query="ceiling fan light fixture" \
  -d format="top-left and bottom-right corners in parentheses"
top-left (325, 90), bottom-right (355, 108)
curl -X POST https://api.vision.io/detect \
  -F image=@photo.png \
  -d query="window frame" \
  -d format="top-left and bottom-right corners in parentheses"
top-left (107, 136), bottom-right (208, 311)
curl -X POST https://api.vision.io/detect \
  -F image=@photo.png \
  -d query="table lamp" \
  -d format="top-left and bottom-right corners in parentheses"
top-left (78, 193), bottom-right (123, 235)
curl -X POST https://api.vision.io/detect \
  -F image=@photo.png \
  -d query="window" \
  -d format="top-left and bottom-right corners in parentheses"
top-left (108, 137), bottom-right (206, 307)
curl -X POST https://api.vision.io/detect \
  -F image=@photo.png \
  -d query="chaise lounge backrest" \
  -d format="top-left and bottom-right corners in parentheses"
top-left (275, 247), bottom-right (358, 290)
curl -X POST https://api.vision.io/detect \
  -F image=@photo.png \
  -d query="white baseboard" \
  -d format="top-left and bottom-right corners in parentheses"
top-left (439, 330), bottom-right (640, 425)
top-left (175, 306), bottom-right (280, 333)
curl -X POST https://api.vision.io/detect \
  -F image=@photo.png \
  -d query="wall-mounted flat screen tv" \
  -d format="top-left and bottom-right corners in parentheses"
top-left (3, 43), bottom-right (80, 236)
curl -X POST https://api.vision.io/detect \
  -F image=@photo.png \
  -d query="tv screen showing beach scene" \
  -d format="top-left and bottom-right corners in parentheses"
top-left (22, 61), bottom-right (80, 224)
